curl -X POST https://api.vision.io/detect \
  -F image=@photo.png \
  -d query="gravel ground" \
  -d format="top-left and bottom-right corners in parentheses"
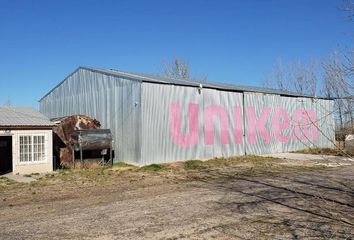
top-left (0, 156), bottom-right (353, 240)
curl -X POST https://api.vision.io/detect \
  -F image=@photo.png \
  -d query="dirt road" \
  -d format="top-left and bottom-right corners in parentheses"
top-left (0, 156), bottom-right (353, 239)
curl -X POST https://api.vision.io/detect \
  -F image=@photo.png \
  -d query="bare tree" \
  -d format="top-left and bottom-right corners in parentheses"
top-left (163, 58), bottom-right (190, 80)
top-left (264, 59), bottom-right (290, 91)
top-left (3, 96), bottom-right (11, 106)
top-left (263, 59), bottom-right (318, 96)
top-left (340, 0), bottom-right (354, 22)
top-left (264, 54), bottom-right (352, 147)
top-left (323, 51), bottom-right (354, 143)
top-left (291, 60), bottom-right (318, 96)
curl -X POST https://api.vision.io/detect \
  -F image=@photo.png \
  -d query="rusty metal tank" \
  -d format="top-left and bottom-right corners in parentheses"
top-left (52, 115), bottom-right (101, 168)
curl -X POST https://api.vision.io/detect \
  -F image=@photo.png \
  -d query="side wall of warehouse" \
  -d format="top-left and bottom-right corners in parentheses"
top-left (39, 68), bottom-right (142, 163)
top-left (141, 82), bottom-right (335, 164)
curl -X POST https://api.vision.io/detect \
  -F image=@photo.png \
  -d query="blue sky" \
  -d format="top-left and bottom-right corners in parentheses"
top-left (0, 0), bottom-right (352, 109)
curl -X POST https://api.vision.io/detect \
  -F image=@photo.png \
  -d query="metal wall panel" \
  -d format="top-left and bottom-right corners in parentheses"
top-left (315, 99), bottom-right (335, 148)
top-left (285, 97), bottom-right (334, 150)
top-left (244, 94), bottom-right (335, 155)
top-left (244, 92), bottom-right (281, 155)
top-left (281, 97), bottom-right (315, 152)
top-left (296, 97), bottom-right (316, 149)
top-left (39, 68), bottom-right (141, 163)
top-left (140, 83), bottom-right (245, 164)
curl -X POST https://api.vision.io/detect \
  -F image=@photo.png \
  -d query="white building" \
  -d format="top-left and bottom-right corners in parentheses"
top-left (0, 106), bottom-right (54, 175)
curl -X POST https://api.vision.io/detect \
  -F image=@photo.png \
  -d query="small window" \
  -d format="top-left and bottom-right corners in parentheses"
top-left (19, 135), bottom-right (45, 163)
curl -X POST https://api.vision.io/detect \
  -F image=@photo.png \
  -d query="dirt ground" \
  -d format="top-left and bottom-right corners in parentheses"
top-left (0, 155), bottom-right (353, 240)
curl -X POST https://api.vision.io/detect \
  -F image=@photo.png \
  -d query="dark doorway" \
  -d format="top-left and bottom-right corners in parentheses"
top-left (0, 136), bottom-right (12, 174)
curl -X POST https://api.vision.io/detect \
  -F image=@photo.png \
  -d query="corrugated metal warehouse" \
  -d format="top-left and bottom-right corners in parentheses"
top-left (39, 67), bottom-right (335, 165)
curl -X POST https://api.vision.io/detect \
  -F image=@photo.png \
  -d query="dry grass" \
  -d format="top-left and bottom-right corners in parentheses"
top-left (0, 155), bottom-right (333, 194)
top-left (1, 155), bottom-right (353, 239)
top-left (0, 176), bottom-right (22, 193)
top-left (294, 147), bottom-right (354, 157)
top-left (138, 164), bottom-right (170, 172)
top-left (112, 162), bottom-right (138, 171)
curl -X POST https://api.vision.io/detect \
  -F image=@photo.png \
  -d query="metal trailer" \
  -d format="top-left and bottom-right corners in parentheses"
top-left (39, 67), bottom-right (335, 165)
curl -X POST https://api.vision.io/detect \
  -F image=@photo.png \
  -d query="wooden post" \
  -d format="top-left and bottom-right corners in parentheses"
top-left (72, 147), bottom-right (75, 168)
top-left (80, 145), bottom-right (83, 168)
top-left (110, 145), bottom-right (113, 167)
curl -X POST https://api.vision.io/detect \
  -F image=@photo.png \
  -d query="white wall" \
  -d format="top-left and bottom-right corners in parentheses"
top-left (0, 129), bottom-right (53, 175)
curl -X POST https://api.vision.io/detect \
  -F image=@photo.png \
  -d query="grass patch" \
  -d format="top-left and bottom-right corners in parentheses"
top-left (112, 162), bottom-right (137, 169)
top-left (0, 177), bottom-right (23, 192)
top-left (209, 155), bottom-right (279, 166)
top-left (0, 156), bottom-right (334, 192)
top-left (58, 169), bottom-right (72, 175)
top-left (196, 155), bottom-right (281, 170)
top-left (184, 160), bottom-right (207, 170)
top-left (113, 162), bottom-right (133, 167)
top-left (182, 155), bottom-right (328, 178)
top-left (139, 164), bottom-right (169, 172)
top-left (24, 174), bottom-right (32, 178)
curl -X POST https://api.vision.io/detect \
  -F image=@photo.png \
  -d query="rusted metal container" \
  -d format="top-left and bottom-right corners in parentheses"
top-left (52, 115), bottom-right (101, 168)
top-left (71, 129), bottom-right (113, 167)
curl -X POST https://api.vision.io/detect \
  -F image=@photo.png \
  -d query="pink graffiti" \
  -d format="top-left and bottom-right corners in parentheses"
top-left (170, 103), bottom-right (199, 146)
top-left (272, 108), bottom-right (291, 143)
top-left (234, 106), bottom-right (243, 144)
top-left (169, 103), bottom-right (318, 146)
top-left (204, 105), bottom-right (230, 145)
top-left (293, 108), bottom-right (318, 141)
top-left (247, 106), bottom-right (272, 144)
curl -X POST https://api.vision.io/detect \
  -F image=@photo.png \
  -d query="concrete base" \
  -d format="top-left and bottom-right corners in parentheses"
top-left (3, 173), bottom-right (37, 183)
top-left (262, 152), bottom-right (353, 161)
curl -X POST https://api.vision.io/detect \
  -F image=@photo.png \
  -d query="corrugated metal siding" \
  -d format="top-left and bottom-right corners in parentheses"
top-left (40, 68), bottom-right (335, 164)
top-left (280, 96), bottom-right (302, 152)
top-left (280, 97), bottom-right (313, 152)
top-left (296, 97), bottom-right (316, 149)
top-left (39, 68), bottom-right (141, 163)
top-left (316, 99), bottom-right (335, 148)
top-left (0, 106), bottom-right (53, 126)
top-left (244, 94), bottom-right (335, 155)
top-left (285, 97), bottom-right (334, 150)
top-left (141, 83), bottom-right (245, 164)
top-left (244, 92), bottom-right (281, 155)
top-left (141, 85), bottom-right (334, 163)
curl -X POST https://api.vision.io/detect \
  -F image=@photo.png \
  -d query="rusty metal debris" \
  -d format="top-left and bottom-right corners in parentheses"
top-left (52, 115), bottom-right (101, 168)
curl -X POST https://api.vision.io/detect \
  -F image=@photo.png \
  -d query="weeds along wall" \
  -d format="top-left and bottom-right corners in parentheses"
top-left (40, 68), bottom-right (335, 164)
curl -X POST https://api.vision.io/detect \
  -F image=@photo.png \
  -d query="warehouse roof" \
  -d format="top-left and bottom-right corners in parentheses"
top-left (0, 106), bottom-right (54, 128)
top-left (40, 66), bottom-right (330, 101)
